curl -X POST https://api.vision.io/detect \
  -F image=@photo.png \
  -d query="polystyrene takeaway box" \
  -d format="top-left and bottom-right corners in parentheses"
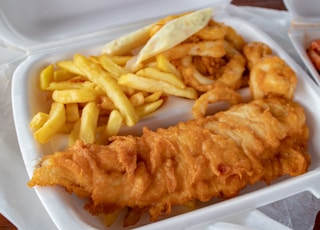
top-left (284, 0), bottom-right (320, 86)
top-left (3, 0), bottom-right (320, 229)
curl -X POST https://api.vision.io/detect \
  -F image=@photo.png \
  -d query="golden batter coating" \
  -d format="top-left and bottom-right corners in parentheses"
top-left (29, 97), bottom-right (310, 226)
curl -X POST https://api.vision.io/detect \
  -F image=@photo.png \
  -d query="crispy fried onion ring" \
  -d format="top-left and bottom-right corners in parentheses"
top-left (179, 41), bottom-right (246, 92)
top-left (249, 56), bottom-right (297, 100)
top-left (206, 20), bottom-right (247, 52)
top-left (192, 82), bottom-right (242, 119)
top-left (243, 42), bottom-right (273, 70)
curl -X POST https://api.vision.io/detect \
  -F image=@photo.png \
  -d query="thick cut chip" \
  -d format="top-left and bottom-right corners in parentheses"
top-left (33, 102), bottom-right (66, 143)
top-left (56, 60), bottom-right (84, 76)
top-left (69, 119), bottom-right (81, 146)
top-left (98, 55), bottom-right (128, 79)
top-left (144, 91), bottom-right (163, 103)
top-left (101, 211), bottom-right (121, 227)
top-left (110, 56), bottom-right (132, 66)
top-left (98, 96), bottom-right (116, 111)
top-left (136, 67), bottom-right (186, 88)
top-left (119, 73), bottom-right (198, 99)
top-left (96, 110), bottom-right (124, 144)
top-left (47, 81), bottom-right (94, 90)
top-left (79, 102), bottom-right (99, 144)
top-left (129, 92), bottom-right (145, 106)
top-left (53, 69), bottom-right (75, 82)
top-left (105, 110), bottom-right (123, 137)
top-left (135, 99), bottom-right (164, 117)
top-left (39, 64), bottom-right (54, 90)
top-left (29, 112), bottom-right (49, 130)
top-left (156, 54), bottom-right (182, 79)
top-left (65, 103), bottom-right (80, 122)
top-left (52, 88), bottom-right (97, 104)
top-left (58, 122), bottom-right (76, 134)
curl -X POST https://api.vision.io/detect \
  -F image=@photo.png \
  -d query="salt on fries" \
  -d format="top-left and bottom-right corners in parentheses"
top-left (30, 8), bottom-right (279, 157)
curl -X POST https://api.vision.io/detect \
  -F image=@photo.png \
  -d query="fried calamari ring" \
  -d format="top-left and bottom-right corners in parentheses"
top-left (224, 24), bottom-right (247, 52)
top-left (179, 56), bottom-right (215, 92)
top-left (180, 42), bottom-right (246, 92)
top-left (162, 40), bottom-right (226, 60)
top-left (180, 65), bottom-right (214, 92)
top-left (192, 25), bottom-right (227, 41)
top-left (218, 42), bottom-right (246, 90)
top-left (243, 42), bottom-right (273, 70)
top-left (218, 54), bottom-right (246, 89)
top-left (192, 82), bottom-right (242, 119)
top-left (249, 56), bottom-right (297, 100)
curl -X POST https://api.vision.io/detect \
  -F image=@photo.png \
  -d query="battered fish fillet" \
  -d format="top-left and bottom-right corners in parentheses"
top-left (28, 97), bottom-right (310, 226)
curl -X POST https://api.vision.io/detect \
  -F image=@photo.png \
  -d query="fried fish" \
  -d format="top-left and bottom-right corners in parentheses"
top-left (28, 96), bottom-right (310, 226)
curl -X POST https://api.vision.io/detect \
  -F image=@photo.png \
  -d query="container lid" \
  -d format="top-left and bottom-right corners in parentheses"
top-left (0, 0), bottom-right (230, 52)
top-left (284, 0), bottom-right (320, 25)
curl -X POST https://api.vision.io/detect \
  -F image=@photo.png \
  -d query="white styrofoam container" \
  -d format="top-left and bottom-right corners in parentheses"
top-left (5, 0), bottom-right (320, 229)
top-left (284, 0), bottom-right (320, 86)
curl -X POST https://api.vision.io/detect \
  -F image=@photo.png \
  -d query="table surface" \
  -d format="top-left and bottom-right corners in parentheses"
top-left (0, 0), bottom-right (317, 230)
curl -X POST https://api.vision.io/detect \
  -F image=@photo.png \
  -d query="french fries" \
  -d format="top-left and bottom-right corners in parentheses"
top-left (98, 54), bottom-right (128, 79)
top-left (30, 53), bottom-right (171, 145)
top-left (30, 8), bottom-right (250, 151)
top-left (73, 54), bottom-right (138, 127)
